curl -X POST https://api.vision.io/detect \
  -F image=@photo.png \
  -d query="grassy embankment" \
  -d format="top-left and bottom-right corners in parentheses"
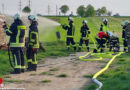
top-left (1, 16), bottom-right (130, 90)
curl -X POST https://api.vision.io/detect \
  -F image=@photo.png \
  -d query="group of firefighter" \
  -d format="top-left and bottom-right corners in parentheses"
top-left (61, 17), bottom-right (130, 53)
top-left (2, 14), bottom-right (39, 74)
top-left (2, 14), bottom-right (130, 74)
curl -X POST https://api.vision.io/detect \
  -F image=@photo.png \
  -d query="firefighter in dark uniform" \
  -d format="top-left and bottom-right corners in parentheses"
top-left (27, 15), bottom-right (39, 71)
top-left (93, 31), bottom-right (109, 53)
top-left (100, 19), bottom-right (109, 31)
top-left (61, 17), bottom-right (76, 51)
top-left (107, 31), bottom-right (120, 52)
top-left (121, 20), bottom-right (129, 52)
top-left (79, 20), bottom-right (90, 51)
top-left (3, 14), bottom-right (26, 74)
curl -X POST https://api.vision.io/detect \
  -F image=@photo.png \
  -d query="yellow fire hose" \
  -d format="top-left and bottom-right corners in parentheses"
top-left (79, 30), bottom-right (125, 89)
top-left (79, 52), bottom-right (103, 61)
top-left (92, 52), bottom-right (124, 90)
top-left (79, 52), bottom-right (124, 90)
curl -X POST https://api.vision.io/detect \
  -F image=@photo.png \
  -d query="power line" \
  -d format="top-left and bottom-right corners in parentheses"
top-left (19, 0), bottom-right (22, 13)
top-left (56, 5), bottom-right (58, 16)
top-left (29, 0), bottom-right (31, 8)
top-left (48, 5), bottom-right (50, 15)
top-left (2, 3), bottom-right (4, 14)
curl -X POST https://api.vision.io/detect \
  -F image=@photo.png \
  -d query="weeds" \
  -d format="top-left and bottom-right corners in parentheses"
top-left (83, 74), bottom-right (93, 78)
top-left (57, 74), bottom-right (68, 78)
top-left (41, 80), bottom-right (51, 83)
top-left (49, 68), bottom-right (59, 71)
top-left (4, 79), bottom-right (23, 83)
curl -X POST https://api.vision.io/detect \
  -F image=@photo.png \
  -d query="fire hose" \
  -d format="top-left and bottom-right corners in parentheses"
top-left (0, 19), bottom-right (15, 69)
top-left (8, 44), bottom-right (15, 69)
top-left (79, 33), bottom-right (124, 89)
top-left (79, 52), bottom-right (124, 90)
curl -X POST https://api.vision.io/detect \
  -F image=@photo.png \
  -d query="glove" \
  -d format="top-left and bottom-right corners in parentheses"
top-left (88, 31), bottom-right (90, 34)
top-left (3, 23), bottom-right (8, 30)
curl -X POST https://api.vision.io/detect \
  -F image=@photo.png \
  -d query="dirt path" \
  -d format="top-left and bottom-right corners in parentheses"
top-left (4, 52), bottom-right (108, 90)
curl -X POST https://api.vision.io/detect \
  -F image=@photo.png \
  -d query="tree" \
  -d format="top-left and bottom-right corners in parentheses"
top-left (85, 4), bottom-right (96, 17)
top-left (113, 13), bottom-right (120, 16)
top-left (96, 8), bottom-right (102, 16)
top-left (77, 5), bottom-right (85, 17)
top-left (107, 11), bottom-right (112, 16)
top-left (60, 5), bottom-right (69, 15)
top-left (100, 6), bottom-right (107, 16)
top-left (22, 6), bottom-right (31, 13)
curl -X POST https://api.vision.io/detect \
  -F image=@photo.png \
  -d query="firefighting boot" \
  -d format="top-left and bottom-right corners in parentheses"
top-left (10, 68), bottom-right (21, 74)
top-left (27, 62), bottom-right (33, 71)
top-left (87, 47), bottom-right (90, 52)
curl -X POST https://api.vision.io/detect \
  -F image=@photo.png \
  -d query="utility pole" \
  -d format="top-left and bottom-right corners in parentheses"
top-left (29, 0), bottom-right (31, 8)
top-left (48, 5), bottom-right (50, 15)
top-left (19, 0), bottom-right (22, 13)
top-left (56, 5), bottom-right (58, 16)
top-left (2, 3), bottom-right (4, 14)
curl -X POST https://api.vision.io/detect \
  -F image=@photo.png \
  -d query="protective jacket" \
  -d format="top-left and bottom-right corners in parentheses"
top-left (100, 23), bottom-right (109, 31)
top-left (5, 19), bottom-right (26, 47)
top-left (62, 21), bottom-right (75, 38)
top-left (80, 25), bottom-right (90, 38)
top-left (97, 32), bottom-right (109, 39)
top-left (28, 21), bottom-right (39, 48)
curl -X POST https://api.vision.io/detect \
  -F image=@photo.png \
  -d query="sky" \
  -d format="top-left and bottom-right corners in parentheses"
top-left (0, 0), bottom-right (130, 16)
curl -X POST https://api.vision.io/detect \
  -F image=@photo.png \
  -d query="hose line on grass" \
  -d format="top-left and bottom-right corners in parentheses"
top-left (79, 52), bottom-right (103, 61)
top-left (92, 52), bottom-right (124, 90)
top-left (79, 52), bottom-right (124, 90)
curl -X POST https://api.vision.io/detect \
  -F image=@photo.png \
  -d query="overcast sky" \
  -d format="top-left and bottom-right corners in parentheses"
top-left (0, 0), bottom-right (130, 16)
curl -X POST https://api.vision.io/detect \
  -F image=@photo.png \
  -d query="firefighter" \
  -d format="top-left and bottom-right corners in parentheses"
top-left (100, 18), bottom-right (109, 31)
top-left (93, 31), bottom-right (109, 53)
top-left (121, 20), bottom-right (129, 52)
top-left (3, 13), bottom-right (26, 74)
top-left (27, 15), bottom-right (39, 71)
top-left (61, 17), bottom-right (76, 51)
top-left (107, 31), bottom-right (120, 52)
top-left (79, 20), bottom-right (90, 51)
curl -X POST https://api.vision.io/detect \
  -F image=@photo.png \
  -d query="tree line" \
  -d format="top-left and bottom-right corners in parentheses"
top-left (21, 4), bottom-right (119, 17)
top-left (60, 4), bottom-right (120, 17)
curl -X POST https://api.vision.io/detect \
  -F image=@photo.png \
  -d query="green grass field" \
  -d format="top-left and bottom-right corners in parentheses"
top-left (1, 16), bottom-right (130, 90)
top-left (47, 16), bottom-right (130, 43)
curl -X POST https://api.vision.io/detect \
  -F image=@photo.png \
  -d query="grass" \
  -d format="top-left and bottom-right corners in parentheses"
top-left (49, 68), bottom-right (59, 71)
top-left (37, 41), bottom-right (74, 61)
top-left (30, 73), bottom-right (37, 76)
top-left (40, 72), bottom-right (48, 75)
top-left (1, 16), bottom-right (130, 89)
top-left (83, 74), bottom-right (93, 78)
top-left (41, 80), bottom-right (51, 83)
top-left (0, 50), bottom-right (12, 77)
top-left (4, 79), bottom-right (23, 83)
top-left (57, 74), bottom-right (68, 78)
top-left (85, 53), bottom-right (130, 90)
top-left (84, 84), bottom-right (98, 90)
top-left (40, 71), bottom-right (55, 76)
top-left (4, 75), bottom-right (11, 78)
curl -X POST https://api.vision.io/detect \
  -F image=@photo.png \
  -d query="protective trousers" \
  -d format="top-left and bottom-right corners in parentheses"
top-left (26, 47), bottom-right (38, 71)
top-left (79, 38), bottom-right (89, 51)
top-left (123, 39), bottom-right (128, 51)
top-left (96, 38), bottom-right (106, 52)
top-left (11, 47), bottom-right (25, 73)
top-left (66, 37), bottom-right (76, 50)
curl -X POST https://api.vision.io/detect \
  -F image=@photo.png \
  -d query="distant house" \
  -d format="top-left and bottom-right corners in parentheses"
top-left (113, 13), bottom-right (120, 16)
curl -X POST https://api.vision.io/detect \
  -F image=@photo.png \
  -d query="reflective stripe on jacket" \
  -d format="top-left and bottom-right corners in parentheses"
top-left (6, 19), bottom-right (26, 47)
